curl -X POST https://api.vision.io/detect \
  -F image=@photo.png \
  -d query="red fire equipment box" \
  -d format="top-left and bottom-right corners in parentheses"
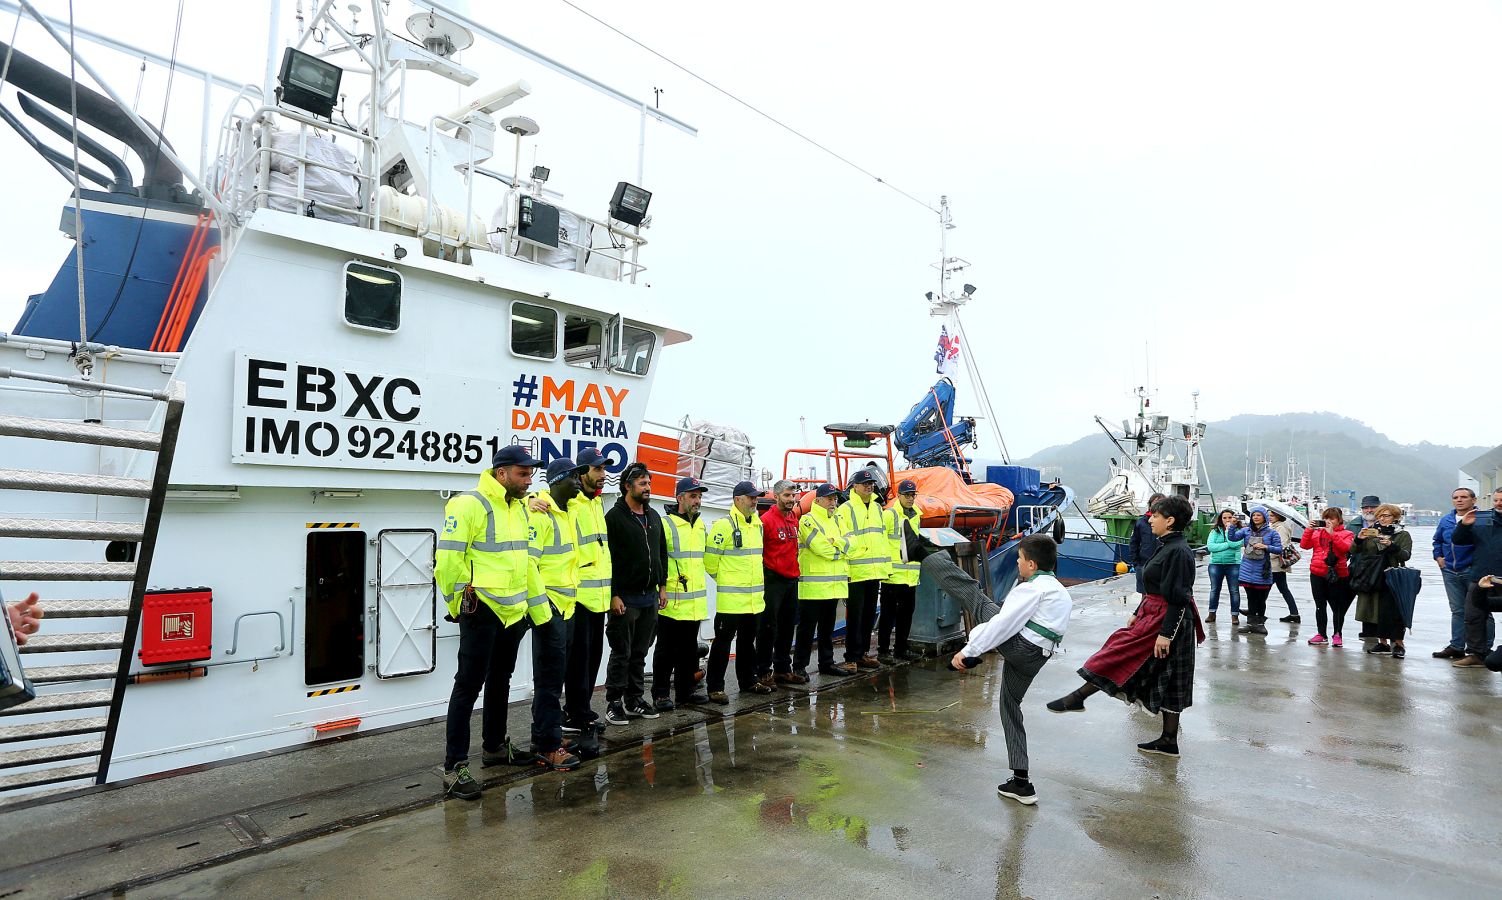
top-left (139, 588), bottom-right (213, 665)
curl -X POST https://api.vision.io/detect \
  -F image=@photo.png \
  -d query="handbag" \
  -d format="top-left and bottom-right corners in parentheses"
top-left (1280, 546), bottom-right (1302, 567)
top-left (1348, 551), bottom-right (1385, 594)
top-left (1323, 546), bottom-right (1341, 584)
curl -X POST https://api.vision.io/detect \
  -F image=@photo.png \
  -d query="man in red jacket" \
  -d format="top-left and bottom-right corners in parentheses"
top-left (757, 479), bottom-right (803, 685)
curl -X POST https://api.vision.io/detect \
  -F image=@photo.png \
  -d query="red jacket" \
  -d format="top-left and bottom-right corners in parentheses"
top-left (761, 504), bottom-right (800, 578)
top-left (1300, 525), bottom-right (1355, 578)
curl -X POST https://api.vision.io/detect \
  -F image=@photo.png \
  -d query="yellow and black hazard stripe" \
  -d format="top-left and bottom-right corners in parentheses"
top-left (306, 522), bottom-right (361, 529)
top-left (307, 684), bottom-right (361, 698)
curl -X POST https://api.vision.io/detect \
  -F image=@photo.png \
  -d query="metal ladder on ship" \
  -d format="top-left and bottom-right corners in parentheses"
top-left (0, 367), bottom-right (185, 798)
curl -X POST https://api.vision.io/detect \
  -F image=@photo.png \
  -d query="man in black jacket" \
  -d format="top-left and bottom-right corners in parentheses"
top-left (1128, 493), bottom-right (1167, 593)
top-left (603, 461), bottom-right (670, 724)
top-left (1453, 489), bottom-right (1502, 671)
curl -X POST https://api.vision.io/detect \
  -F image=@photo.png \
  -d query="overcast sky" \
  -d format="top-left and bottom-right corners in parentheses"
top-left (2, 1), bottom-right (1498, 480)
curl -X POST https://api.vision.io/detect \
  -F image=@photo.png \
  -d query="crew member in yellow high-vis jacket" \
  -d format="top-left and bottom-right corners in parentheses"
top-left (563, 448), bottom-right (611, 739)
top-left (435, 445), bottom-right (550, 801)
top-left (704, 481), bottom-right (774, 702)
top-left (878, 478), bottom-right (924, 664)
top-left (526, 457), bottom-right (588, 770)
top-left (838, 468), bottom-right (892, 669)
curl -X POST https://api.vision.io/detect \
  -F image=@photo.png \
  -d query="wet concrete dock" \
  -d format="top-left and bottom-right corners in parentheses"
top-left (4, 547), bottom-right (1501, 898)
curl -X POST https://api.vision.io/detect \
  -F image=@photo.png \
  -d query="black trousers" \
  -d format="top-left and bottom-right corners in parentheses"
top-left (564, 606), bottom-right (605, 727)
top-left (1271, 572), bottom-right (1298, 615)
top-left (757, 571), bottom-right (798, 675)
top-left (1243, 583), bottom-right (1271, 622)
top-left (652, 615), bottom-right (702, 701)
top-left (1310, 575), bottom-right (1354, 638)
top-left (1463, 584), bottom-right (1502, 663)
top-left (530, 612), bottom-right (567, 754)
top-left (444, 604), bottom-right (527, 770)
top-left (707, 612), bottom-right (759, 691)
top-left (793, 599), bottom-right (838, 672)
top-left (844, 579), bottom-right (880, 662)
top-left (605, 605), bottom-right (658, 703)
top-left (877, 582), bottom-right (916, 655)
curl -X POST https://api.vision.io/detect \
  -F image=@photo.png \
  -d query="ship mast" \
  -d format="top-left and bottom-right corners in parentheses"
top-left (927, 196), bottom-right (1010, 463)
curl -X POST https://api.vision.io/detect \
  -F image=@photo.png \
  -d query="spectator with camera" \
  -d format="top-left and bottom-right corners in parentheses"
top-left (1300, 509), bottom-right (1356, 646)
top-left (1230, 506), bottom-right (1283, 635)
top-left (1349, 504), bottom-right (1412, 657)
top-left (1433, 488), bottom-right (1488, 659)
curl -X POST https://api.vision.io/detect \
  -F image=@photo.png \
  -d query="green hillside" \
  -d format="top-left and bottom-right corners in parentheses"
top-left (1015, 412), bottom-right (1486, 508)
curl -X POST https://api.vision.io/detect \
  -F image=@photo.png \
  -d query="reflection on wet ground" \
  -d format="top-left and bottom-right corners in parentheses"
top-left (138, 564), bottom-right (1502, 899)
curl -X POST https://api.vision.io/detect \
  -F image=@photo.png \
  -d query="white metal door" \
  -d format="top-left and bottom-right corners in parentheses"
top-left (375, 529), bottom-right (437, 678)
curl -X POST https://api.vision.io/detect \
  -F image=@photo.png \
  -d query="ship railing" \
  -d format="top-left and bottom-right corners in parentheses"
top-left (635, 418), bottom-right (756, 496)
top-left (216, 106), bottom-right (380, 244)
top-left (1011, 504), bottom-right (1057, 535)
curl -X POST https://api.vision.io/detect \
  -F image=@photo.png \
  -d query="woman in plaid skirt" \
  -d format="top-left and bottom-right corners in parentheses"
top-left (1046, 494), bottom-right (1204, 757)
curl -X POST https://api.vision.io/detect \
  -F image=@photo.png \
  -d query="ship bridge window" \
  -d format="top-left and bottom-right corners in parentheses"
top-left (564, 314), bottom-right (605, 368)
top-left (609, 324), bottom-right (655, 377)
top-left (344, 262), bottom-right (401, 332)
top-left (511, 301), bottom-right (557, 359)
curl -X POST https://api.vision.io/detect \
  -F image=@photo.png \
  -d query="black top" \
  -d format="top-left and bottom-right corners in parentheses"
top-left (1453, 513), bottom-right (1501, 581)
top-left (606, 496), bottom-right (668, 597)
top-left (1128, 515), bottom-right (1162, 567)
top-left (1140, 531), bottom-right (1195, 638)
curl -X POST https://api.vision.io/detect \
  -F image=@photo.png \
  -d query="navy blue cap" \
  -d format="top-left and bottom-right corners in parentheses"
top-left (732, 481), bottom-right (761, 498)
top-left (493, 445), bottom-right (542, 468)
top-left (545, 457), bottom-right (578, 484)
top-left (897, 479), bottom-right (918, 494)
top-left (575, 447), bottom-right (608, 469)
top-left (849, 469), bottom-right (876, 485)
top-left (815, 483), bottom-right (839, 498)
top-left (675, 476), bottom-right (707, 495)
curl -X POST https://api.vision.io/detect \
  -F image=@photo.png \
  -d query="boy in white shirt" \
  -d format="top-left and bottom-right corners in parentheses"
top-left (923, 534), bottom-right (1073, 805)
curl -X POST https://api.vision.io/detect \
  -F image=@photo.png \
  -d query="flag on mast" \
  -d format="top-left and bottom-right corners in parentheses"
top-left (934, 326), bottom-right (960, 376)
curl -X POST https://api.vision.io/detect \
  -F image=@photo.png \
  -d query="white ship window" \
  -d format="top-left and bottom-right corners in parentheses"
top-left (510, 301), bottom-right (557, 359)
top-left (610, 324), bottom-right (655, 377)
top-left (564, 314), bottom-right (605, 368)
top-left (344, 262), bottom-right (401, 332)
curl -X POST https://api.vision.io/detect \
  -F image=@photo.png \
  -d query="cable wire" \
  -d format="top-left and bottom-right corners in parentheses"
top-left (556, 0), bottom-right (938, 215)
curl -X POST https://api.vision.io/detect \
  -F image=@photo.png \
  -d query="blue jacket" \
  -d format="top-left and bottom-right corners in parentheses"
top-left (1206, 527), bottom-right (1244, 565)
top-left (1453, 511), bottom-right (1501, 583)
top-left (1128, 515), bottom-right (1160, 567)
top-left (1229, 506), bottom-right (1282, 585)
top-left (1432, 510), bottom-right (1477, 571)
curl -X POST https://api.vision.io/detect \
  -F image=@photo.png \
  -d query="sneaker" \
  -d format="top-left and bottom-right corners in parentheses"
top-left (1136, 736), bottom-right (1180, 758)
top-left (442, 763), bottom-right (481, 800)
top-left (1205, 611), bottom-right (1217, 624)
top-left (746, 682), bottom-right (775, 695)
top-left (1279, 615), bottom-right (1301, 623)
top-left (652, 696), bottom-right (676, 711)
top-left (1391, 645), bottom-right (1406, 659)
top-left (604, 699), bottom-right (633, 725)
top-left (877, 654), bottom-right (897, 666)
top-left (1046, 693), bottom-right (1086, 713)
top-left (1433, 647), bottom-right (1465, 659)
top-left (626, 698), bottom-right (660, 719)
top-left (1367, 642), bottom-right (1391, 654)
top-left (1308, 634), bottom-right (1328, 646)
top-left (781, 672), bottom-right (810, 685)
top-left (856, 656), bottom-right (881, 670)
top-left (536, 747), bottom-right (582, 772)
top-left (481, 739), bottom-right (534, 767)
top-left (1452, 654), bottom-right (1488, 668)
top-left (997, 778), bottom-right (1038, 806)
top-left (678, 692), bottom-right (711, 704)
top-left (707, 691), bottom-right (730, 704)
top-left (1332, 634), bottom-right (1343, 648)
